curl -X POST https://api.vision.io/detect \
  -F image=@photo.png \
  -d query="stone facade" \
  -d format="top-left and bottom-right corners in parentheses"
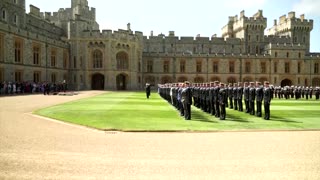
top-left (1, 0), bottom-right (320, 90)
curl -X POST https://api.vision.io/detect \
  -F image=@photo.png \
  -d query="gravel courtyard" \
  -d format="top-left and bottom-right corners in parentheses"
top-left (1, 91), bottom-right (320, 179)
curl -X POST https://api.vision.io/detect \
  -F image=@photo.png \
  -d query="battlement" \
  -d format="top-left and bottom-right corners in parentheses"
top-left (79, 29), bottom-right (144, 39)
top-left (265, 43), bottom-right (306, 50)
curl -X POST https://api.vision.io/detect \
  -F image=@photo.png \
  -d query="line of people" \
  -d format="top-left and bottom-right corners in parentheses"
top-left (158, 81), bottom-right (272, 121)
top-left (274, 86), bottom-right (320, 100)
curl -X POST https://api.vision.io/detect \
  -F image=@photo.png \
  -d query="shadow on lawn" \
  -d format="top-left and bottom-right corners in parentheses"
top-left (225, 113), bottom-right (251, 123)
top-left (191, 111), bottom-right (217, 123)
top-left (268, 115), bottom-right (302, 123)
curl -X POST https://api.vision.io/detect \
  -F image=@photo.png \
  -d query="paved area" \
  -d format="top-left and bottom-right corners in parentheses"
top-left (1, 91), bottom-right (320, 180)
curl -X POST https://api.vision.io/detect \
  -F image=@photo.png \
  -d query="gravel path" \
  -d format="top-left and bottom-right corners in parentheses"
top-left (1, 91), bottom-right (320, 179)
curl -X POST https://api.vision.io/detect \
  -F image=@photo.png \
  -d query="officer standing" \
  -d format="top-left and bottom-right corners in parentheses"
top-left (181, 81), bottom-right (192, 120)
top-left (244, 82), bottom-right (250, 113)
top-left (263, 81), bottom-right (272, 120)
top-left (145, 83), bottom-right (151, 99)
top-left (219, 83), bottom-right (227, 120)
top-left (249, 82), bottom-right (256, 115)
top-left (256, 82), bottom-right (263, 117)
top-left (228, 83), bottom-right (234, 109)
top-left (237, 82), bottom-right (244, 112)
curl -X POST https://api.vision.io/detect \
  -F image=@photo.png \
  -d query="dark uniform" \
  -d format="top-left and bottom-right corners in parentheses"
top-left (249, 82), bottom-right (256, 115)
top-left (219, 83), bottom-right (227, 120)
top-left (233, 83), bottom-right (238, 110)
top-left (181, 82), bottom-right (193, 120)
top-left (214, 81), bottom-right (220, 118)
top-left (263, 82), bottom-right (271, 120)
top-left (145, 83), bottom-right (151, 99)
top-left (256, 82), bottom-right (263, 117)
top-left (228, 83), bottom-right (233, 109)
top-left (244, 82), bottom-right (250, 113)
top-left (237, 82), bottom-right (244, 112)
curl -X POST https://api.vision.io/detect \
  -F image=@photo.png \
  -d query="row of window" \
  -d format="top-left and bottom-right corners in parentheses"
top-left (0, 70), bottom-right (66, 84)
top-left (5, 38), bottom-right (69, 68)
top-left (146, 61), bottom-right (320, 74)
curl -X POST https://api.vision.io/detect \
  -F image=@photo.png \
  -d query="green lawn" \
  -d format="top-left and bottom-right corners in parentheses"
top-left (34, 91), bottom-right (320, 132)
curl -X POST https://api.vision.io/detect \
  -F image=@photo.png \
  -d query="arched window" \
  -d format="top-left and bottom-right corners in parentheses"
top-left (194, 76), bottom-right (204, 83)
top-left (161, 76), bottom-right (173, 84)
top-left (92, 50), bottom-right (103, 68)
top-left (210, 76), bottom-right (220, 82)
top-left (312, 78), bottom-right (320, 86)
top-left (177, 76), bottom-right (188, 83)
top-left (227, 77), bottom-right (237, 84)
top-left (116, 52), bottom-right (129, 70)
top-left (2, 9), bottom-right (7, 21)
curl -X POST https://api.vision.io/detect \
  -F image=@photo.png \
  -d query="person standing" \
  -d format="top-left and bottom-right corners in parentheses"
top-left (256, 82), bottom-right (263, 117)
top-left (219, 83), bottom-right (227, 120)
top-left (145, 83), bottom-right (151, 99)
top-left (249, 82), bottom-right (256, 115)
top-left (228, 83), bottom-right (234, 109)
top-left (244, 82), bottom-right (250, 113)
top-left (263, 81), bottom-right (272, 120)
top-left (181, 81), bottom-right (192, 120)
top-left (237, 82), bottom-right (244, 112)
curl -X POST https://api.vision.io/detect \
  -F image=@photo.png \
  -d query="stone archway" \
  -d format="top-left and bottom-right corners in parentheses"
top-left (91, 73), bottom-right (105, 90)
top-left (116, 74), bottom-right (128, 90)
top-left (281, 79), bottom-right (292, 87)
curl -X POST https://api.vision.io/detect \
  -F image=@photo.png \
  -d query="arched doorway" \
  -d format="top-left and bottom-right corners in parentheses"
top-left (117, 74), bottom-right (127, 90)
top-left (281, 79), bottom-right (292, 87)
top-left (92, 73), bottom-right (105, 90)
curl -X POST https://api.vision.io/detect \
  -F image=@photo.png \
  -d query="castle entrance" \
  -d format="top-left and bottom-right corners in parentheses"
top-left (92, 73), bottom-right (105, 90)
top-left (281, 79), bottom-right (292, 87)
top-left (116, 74), bottom-right (127, 90)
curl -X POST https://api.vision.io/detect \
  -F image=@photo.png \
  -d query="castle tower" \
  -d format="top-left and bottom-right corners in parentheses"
top-left (267, 12), bottom-right (313, 53)
top-left (71, 0), bottom-right (88, 8)
top-left (222, 10), bottom-right (267, 54)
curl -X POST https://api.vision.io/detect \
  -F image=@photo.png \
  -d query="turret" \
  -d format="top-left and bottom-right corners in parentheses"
top-left (267, 12), bottom-right (313, 53)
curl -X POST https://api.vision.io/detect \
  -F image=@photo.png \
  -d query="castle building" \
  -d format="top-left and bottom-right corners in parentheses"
top-left (1, 0), bottom-right (320, 90)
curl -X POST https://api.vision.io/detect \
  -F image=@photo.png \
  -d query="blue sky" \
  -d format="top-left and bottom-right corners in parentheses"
top-left (25, 0), bottom-right (320, 52)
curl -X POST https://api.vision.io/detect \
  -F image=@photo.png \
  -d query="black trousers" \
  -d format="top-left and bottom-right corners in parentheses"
top-left (233, 98), bottom-right (238, 110)
top-left (238, 99), bottom-right (243, 111)
top-left (215, 101), bottom-right (220, 117)
top-left (245, 99), bottom-right (249, 113)
top-left (264, 102), bottom-right (270, 120)
top-left (256, 101), bottom-right (262, 117)
top-left (220, 103), bottom-right (226, 120)
top-left (249, 101), bottom-right (255, 115)
top-left (183, 102), bottom-right (191, 120)
top-left (229, 98), bottom-right (233, 109)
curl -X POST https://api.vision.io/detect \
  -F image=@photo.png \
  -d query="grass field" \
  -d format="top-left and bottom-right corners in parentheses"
top-left (34, 91), bottom-right (320, 132)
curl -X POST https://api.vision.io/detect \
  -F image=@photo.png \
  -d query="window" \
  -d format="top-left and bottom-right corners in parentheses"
top-left (315, 63), bottom-right (319, 74)
top-left (274, 62), bottom-right (277, 73)
top-left (245, 62), bottom-right (251, 73)
top-left (248, 35), bottom-right (251, 41)
top-left (213, 61), bottom-right (218, 73)
top-left (287, 52), bottom-right (290, 58)
top-left (51, 49), bottom-right (56, 67)
top-left (298, 62), bottom-right (301, 74)
top-left (51, 73), bottom-right (56, 83)
top-left (73, 56), bottom-right (77, 69)
top-left (248, 46), bottom-right (251, 54)
top-left (294, 37), bottom-right (297, 43)
top-left (2, 9), bottom-right (6, 21)
top-left (180, 61), bottom-right (185, 73)
top-left (138, 62), bottom-right (141, 72)
top-left (193, 47), bottom-right (196, 53)
top-left (299, 52), bottom-right (301, 59)
top-left (14, 15), bottom-right (17, 25)
top-left (0, 68), bottom-right (4, 82)
top-left (229, 62), bottom-right (235, 73)
top-left (303, 37), bottom-right (306, 43)
top-left (261, 62), bottom-right (266, 73)
top-left (63, 51), bottom-right (68, 69)
top-left (298, 77), bottom-right (300, 84)
top-left (33, 44), bottom-right (40, 65)
top-left (15, 71), bottom-right (22, 82)
top-left (285, 62), bottom-right (290, 73)
top-left (147, 61), bottom-right (153, 73)
top-left (80, 75), bottom-right (83, 83)
top-left (196, 61), bottom-right (202, 73)
top-left (74, 75), bottom-right (77, 83)
top-left (14, 38), bottom-right (23, 63)
top-left (33, 72), bottom-right (41, 83)
top-left (209, 48), bottom-right (212, 54)
top-left (93, 50), bottom-right (103, 68)
top-left (275, 52), bottom-right (278, 58)
top-left (116, 52), bottom-right (129, 70)
top-left (256, 35), bottom-right (259, 41)
top-left (80, 56), bottom-right (83, 68)
top-left (0, 34), bottom-right (3, 62)
top-left (256, 46), bottom-right (259, 54)
top-left (163, 61), bottom-right (169, 73)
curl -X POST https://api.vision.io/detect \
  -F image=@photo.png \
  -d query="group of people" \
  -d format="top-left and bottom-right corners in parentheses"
top-left (274, 86), bottom-right (320, 100)
top-left (0, 81), bottom-right (68, 96)
top-left (158, 81), bottom-right (272, 121)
